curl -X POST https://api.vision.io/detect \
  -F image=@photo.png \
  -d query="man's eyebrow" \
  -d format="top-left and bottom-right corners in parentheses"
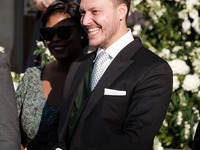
top-left (79, 7), bottom-right (100, 12)
top-left (88, 7), bottom-right (100, 11)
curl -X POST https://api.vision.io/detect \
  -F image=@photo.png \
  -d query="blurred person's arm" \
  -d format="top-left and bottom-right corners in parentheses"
top-left (0, 52), bottom-right (21, 150)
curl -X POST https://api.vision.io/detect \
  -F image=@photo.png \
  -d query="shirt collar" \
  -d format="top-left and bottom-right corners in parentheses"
top-left (94, 29), bottom-right (134, 62)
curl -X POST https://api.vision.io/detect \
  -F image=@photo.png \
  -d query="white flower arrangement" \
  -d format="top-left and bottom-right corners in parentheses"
top-left (168, 59), bottom-right (190, 75)
top-left (130, 0), bottom-right (200, 149)
top-left (34, 41), bottom-right (55, 66)
top-left (182, 74), bottom-right (200, 92)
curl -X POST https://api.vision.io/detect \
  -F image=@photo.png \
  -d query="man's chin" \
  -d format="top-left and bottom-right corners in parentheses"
top-left (89, 41), bottom-right (99, 48)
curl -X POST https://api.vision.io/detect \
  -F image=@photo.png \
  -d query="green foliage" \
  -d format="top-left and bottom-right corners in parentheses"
top-left (33, 41), bottom-right (55, 66)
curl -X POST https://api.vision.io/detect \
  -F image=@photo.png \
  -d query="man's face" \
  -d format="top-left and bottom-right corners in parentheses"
top-left (80, 0), bottom-right (121, 50)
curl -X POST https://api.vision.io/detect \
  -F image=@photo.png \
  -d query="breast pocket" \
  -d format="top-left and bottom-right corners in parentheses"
top-left (98, 95), bottom-right (129, 123)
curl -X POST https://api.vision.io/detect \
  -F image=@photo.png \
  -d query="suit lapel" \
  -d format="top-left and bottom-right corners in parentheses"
top-left (79, 37), bottom-right (144, 123)
top-left (58, 52), bottom-right (95, 140)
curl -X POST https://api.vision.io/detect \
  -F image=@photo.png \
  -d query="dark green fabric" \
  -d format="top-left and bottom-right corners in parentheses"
top-left (67, 63), bottom-right (93, 141)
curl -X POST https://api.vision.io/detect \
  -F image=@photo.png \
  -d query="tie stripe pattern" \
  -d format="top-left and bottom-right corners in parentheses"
top-left (91, 51), bottom-right (110, 90)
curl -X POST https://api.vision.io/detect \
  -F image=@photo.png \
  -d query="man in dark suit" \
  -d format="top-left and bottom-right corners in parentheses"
top-left (0, 51), bottom-right (20, 149)
top-left (52, 0), bottom-right (173, 149)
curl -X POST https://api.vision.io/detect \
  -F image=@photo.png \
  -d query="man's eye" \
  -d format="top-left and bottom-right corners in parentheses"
top-left (92, 10), bottom-right (100, 14)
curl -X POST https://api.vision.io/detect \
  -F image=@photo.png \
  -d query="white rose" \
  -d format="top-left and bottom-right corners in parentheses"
top-left (186, 0), bottom-right (199, 10)
top-left (147, 0), bottom-right (153, 5)
top-left (173, 76), bottom-right (180, 91)
top-left (156, 1), bottom-right (161, 7)
top-left (170, 54), bottom-right (177, 59)
top-left (192, 19), bottom-right (200, 34)
top-left (149, 12), bottom-right (158, 23)
top-left (192, 59), bottom-right (200, 73)
top-left (132, 0), bottom-right (142, 6)
top-left (158, 48), bottom-right (170, 59)
top-left (182, 19), bottom-right (191, 32)
top-left (182, 74), bottom-right (200, 92)
top-left (185, 41), bottom-right (192, 47)
top-left (172, 46), bottom-right (183, 52)
top-left (132, 24), bottom-right (142, 36)
top-left (193, 47), bottom-right (200, 53)
top-left (189, 8), bottom-right (199, 20)
top-left (156, 9), bottom-right (165, 18)
top-left (168, 59), bottom-right (190, 75)
top-left (186, 0), bottom-right (195, 10)
top-left (154, 142), bottom-right (164, 150)
top-left (178, 9), bottom-right (188, 20)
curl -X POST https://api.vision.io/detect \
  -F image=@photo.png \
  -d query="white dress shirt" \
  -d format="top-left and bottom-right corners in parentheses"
top-left (93, 29), bottom-right (134, 75)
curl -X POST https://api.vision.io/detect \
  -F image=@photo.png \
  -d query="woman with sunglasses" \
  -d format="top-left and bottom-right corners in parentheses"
top-left (15, 1), bottom-right (87, 150)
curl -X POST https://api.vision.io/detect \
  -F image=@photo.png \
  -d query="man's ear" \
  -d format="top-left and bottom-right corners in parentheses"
top-left (118, 3), bottom-right (128, 21)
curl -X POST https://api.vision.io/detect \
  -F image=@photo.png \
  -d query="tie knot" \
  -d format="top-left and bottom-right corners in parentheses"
top-left (95, 51), bottom-right (110, 64)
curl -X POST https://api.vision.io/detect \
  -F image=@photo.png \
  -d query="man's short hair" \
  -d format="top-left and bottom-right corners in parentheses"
top-left (111, 0), bottom-right (131, 18)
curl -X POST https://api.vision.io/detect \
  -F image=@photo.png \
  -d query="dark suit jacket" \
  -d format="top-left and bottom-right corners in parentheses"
top-left (193, 121), bottom-right (200, 149)
top-left (54, 37), bottom-right (173, 150)
top-left (0, 52), bottom-right (21, 150)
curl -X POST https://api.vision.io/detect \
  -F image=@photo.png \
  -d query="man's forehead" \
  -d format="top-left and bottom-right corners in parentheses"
top-left (80, 0), bottom-right (113, 9)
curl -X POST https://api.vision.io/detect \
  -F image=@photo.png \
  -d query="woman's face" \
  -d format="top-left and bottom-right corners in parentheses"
top-left (45, 13), bottom-right (83, 62)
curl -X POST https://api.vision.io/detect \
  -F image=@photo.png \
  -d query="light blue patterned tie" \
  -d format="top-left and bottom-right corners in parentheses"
top-left (91, 51), bottom-right (110, 90)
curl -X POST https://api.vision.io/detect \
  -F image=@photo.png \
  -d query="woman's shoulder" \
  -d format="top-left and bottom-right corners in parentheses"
top-left (16, 66), bottom-right (43, 91)
top-left (25, 66), bottom-right (43, 74)
top-left (22, 66), bottom-right (43, 79)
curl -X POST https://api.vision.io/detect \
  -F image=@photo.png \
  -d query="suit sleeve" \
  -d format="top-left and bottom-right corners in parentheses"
top-left (0, 52), bottom-right (21, 150)
top-left (97, 62), bottom-right (173, 150)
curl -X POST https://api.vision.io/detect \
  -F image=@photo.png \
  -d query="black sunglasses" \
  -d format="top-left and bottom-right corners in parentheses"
top-left (40, 26), bottom-right (73, 41)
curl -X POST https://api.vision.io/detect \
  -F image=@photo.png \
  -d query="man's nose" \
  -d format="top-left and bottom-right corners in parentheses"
top-left (81, 12), bottom-right (92, 26)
